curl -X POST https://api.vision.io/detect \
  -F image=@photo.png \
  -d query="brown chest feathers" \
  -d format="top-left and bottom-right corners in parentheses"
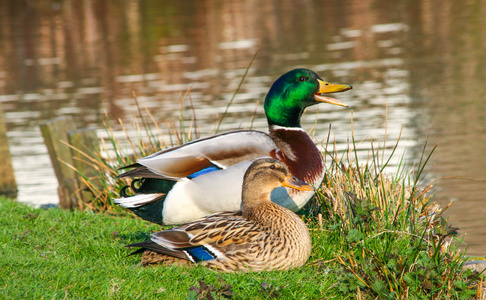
top-left (269, 126), bottom-right (324, 184)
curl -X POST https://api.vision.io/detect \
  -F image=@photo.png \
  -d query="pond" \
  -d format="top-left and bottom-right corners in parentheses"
top-left (0, 0), bottom-right (485, 255)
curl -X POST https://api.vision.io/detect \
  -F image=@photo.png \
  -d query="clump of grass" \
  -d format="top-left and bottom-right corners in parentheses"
top-left (303, 131), bottom-right (484, 298)
top-left (65, 91), bottom-right (204, 212)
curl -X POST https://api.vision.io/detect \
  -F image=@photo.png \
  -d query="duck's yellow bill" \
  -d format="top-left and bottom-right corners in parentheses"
top-left (314, 79), bottom-right (352, 107)
top-left (282, 175), bottom-right (314, 191)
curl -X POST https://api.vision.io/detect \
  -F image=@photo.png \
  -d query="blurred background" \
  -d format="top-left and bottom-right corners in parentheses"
top-left (0, 0), bottom-right (485, 255)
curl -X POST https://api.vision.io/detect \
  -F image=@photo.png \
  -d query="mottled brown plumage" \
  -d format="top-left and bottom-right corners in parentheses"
top-left (126, 158), bottom-right (313, 272)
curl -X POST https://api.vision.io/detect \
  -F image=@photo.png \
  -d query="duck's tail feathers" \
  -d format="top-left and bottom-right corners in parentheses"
top-left (113, 193), bottom-right (166, 225)
top-left (126, 241), bottom-right (194, 266)
top-left (126, 240), bottom-right (191, 261)
top-left (117, 165), bottom-right (165, 179)
top-left (126, 239), bottom-right (219, 265)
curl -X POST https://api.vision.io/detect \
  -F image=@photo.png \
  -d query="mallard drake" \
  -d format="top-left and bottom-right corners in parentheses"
top-left (115, 68), bottom-right (351, 225)
top-left (126, 158), bottom-right (314, 272)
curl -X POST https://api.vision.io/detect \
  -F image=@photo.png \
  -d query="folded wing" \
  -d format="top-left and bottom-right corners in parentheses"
top-left (120, 130), bottom-right (278, 180)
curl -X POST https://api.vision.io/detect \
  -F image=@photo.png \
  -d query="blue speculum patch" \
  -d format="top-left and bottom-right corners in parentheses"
top-left (187, 247), bottom-right (215, 262)
top-left (187, 166), bottom-right (220, 179)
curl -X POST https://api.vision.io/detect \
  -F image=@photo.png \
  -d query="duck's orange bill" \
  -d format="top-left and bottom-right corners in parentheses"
top-left (314, 79), bottom-right (352, 107)
top-left (282, 175), bottom-right (314, 191)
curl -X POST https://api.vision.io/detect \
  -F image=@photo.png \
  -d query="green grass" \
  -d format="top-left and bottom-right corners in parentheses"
top-left (1, 146), bottom-right (483, 300)
top-left (0, 197), bottom-right (342, 299)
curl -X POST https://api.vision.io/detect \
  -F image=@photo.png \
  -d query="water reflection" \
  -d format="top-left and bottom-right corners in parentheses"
top-left (0, 0), bottom-right (485, 255)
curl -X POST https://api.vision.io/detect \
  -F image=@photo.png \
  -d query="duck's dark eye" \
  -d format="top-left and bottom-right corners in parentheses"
top-left (298, 76), bottom-right (306, 82)
top-left (269, 164), bottom-right (276, 170)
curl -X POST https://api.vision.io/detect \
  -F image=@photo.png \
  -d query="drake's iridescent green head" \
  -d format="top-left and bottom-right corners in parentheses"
top-left (264, 68), bottom-right (352, 128)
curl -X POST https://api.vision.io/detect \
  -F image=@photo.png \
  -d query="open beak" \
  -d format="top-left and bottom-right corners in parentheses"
top-left (314, 79), bottom-right (352, 107)
top-left (282, 175), bottom-right (314, 191)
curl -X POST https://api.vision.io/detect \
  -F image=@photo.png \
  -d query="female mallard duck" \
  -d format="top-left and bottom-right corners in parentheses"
top-left (116, 68), bottom-right (351, 225)
top-left (126, 158), bottom-right (313, 272)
